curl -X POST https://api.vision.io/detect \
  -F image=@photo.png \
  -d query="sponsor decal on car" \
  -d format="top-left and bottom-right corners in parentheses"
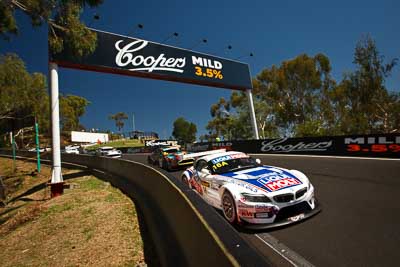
top-left (211, 155), bottom-right (232, 164)
top-left (255, 212), bottom-right (272, 218)
top-left (201, 181), bottom-right (210, 187)
top-left (211, 153), bottom-right (248, 164)
top-left (229, 179), bottom-right (258, 193)
top-left (212, 161), bottom-right (228, 171)
top-left (239, 210), bottom-right (254, 218)
top-left (222, 167), bottom-right (303, 192)
top-left (287, 213), bottom-right (305, 222)
top-left (258, 177), bottom-right (302, 192)
top-left (254, 205), bottom-right (275, 212)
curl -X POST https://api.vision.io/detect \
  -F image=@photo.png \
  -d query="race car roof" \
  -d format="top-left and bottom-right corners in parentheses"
top-left (201, 151), bottom-right (248, 162)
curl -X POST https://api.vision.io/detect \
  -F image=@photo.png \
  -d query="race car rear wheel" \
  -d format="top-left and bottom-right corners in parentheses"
top-left (222, 191), bottom-right (237, 224)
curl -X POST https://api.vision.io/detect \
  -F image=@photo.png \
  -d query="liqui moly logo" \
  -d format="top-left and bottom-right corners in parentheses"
top-left (258, 177), bottom-right (302, 192)
top-left (115, 40), bottom-right (186, 73)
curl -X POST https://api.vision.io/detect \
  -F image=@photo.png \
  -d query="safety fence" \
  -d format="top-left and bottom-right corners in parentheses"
top-left (188, 133), bottom-right (400, 158)
top-left (0, 150), bottom-right (270, 267)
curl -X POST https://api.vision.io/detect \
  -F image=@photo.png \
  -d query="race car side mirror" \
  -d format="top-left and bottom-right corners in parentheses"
top-left (255, 158), bottom-right (261, 165)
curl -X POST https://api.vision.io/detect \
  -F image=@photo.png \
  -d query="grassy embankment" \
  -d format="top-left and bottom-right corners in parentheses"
top-left (85, 139), bottom-right (144, 150)
top-left (0, 158), bottom-right (146, 266)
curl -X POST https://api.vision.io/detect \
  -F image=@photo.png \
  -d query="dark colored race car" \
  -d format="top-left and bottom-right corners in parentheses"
top-left (147, 146), bottom-right (194, 171)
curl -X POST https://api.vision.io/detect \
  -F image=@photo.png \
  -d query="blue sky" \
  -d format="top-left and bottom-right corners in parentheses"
top-left (2, 0), bottom-right (399, 138)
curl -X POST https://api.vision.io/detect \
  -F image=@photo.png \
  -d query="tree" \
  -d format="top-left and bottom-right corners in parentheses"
top-left (0, 0), bottom-right (103, 57)
top-left (213, 53), bottom-right (337, 139)
top-left (206, 97), bottom-right (234, 140)
top-left (172, 117), bottom-right (197, 144)
top-left (230, 90), bottom-right (278, 139)
top-left (0, 53), bottom-right (92, 147)
top-left (109, 112), bottom-right (128, 132)
top-left (0, 53), bottom-right (49, 135)
top-left (253, 53), bottom-right (337, 137)
top-left (334, 35), bottom-right (398, 134)
top-left (60, 94), bottom-right (90, 132)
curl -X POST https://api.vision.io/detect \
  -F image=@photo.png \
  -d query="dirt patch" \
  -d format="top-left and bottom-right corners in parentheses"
top-left (0, 158), bottom-right (147, 266)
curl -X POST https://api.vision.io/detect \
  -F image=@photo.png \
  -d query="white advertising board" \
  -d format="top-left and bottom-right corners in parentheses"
top-left (71, 131), bottom-right (109, 143)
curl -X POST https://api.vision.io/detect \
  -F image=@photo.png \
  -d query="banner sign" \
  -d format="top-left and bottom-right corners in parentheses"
top-left (145, 140), bottom-right (178, 147)
top-left (49, 29), bottom-right (252, 90)
top-left (190, 134), bottom-right (400, 158)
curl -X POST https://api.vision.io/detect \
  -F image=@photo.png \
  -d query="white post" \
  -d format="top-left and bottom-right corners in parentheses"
top-left (132, 113), bottom-right (135, 132)
top-left (246, 89), bottom-right (260, 139)
top-left (49, 63), bottom-right (63, 184)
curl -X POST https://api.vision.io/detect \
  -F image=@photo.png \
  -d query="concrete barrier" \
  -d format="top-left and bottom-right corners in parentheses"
top-left (0, 150), bottom-right (270, 267)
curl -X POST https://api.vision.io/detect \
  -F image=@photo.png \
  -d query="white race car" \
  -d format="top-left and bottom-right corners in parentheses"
top-left (181, 151), bottom-right (321, 229)
top-left (95, 146), bottom-right (122, 158)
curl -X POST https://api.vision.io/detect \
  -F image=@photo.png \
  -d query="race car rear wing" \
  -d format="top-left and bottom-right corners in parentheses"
top-left (183, 149), bottom-right (226, 160)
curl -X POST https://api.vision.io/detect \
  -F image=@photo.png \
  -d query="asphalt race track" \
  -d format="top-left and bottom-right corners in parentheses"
top-left (123, 154), bottom-right (400, 267)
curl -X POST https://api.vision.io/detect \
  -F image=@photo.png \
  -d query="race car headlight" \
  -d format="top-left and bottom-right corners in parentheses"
top-left (241, 193), bottom-right (271, 203)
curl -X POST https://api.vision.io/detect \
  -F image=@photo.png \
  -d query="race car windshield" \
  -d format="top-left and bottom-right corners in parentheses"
top-left (209, 157), bottom-right (259, 174)
top-left (164, 148), bottom-right (179, 153)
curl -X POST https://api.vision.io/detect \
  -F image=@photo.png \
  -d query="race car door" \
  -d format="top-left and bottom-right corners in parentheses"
top-left (196, 160), bottom-right (220, 208)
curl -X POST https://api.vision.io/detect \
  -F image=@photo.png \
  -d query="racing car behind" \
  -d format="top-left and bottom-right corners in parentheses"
top-left (147, 146), bottom-right (194, 171)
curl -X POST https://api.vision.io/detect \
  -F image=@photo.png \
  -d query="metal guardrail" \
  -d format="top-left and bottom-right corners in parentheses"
top-left (0, 150), bottom-right (270, 267)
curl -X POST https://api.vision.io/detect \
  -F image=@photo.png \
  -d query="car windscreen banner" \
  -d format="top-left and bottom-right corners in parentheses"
top-left (190, 134), bottom-right (400, 158)
top-left (49, 29), bottom-right (252, 90)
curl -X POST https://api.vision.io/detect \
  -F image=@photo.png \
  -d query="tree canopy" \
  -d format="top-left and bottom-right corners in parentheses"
top-left (60, 94), bottom-right (90, 132)
top-left (0, 53), bottom-right (91, 147)
top-left (0, 53), bottom-right (49, 133)
top-left (109, 112), bottom-right (128, 132)
top-left (206, 36), bottom-right (399, 140)
top-left (1, 0), bottom-right (103, 57)
top-left (172, 117), bottom-right (197, 144)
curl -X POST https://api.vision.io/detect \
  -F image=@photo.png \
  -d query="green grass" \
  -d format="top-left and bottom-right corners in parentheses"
top-left (44, 203), bottom-right (74, 216)
top-left (86, 139), bottom-right (144, 150)
top-left (78, 177), bottom-right (106, 191)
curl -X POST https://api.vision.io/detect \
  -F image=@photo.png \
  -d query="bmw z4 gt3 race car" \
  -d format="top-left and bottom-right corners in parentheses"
top-left (181, 150), bottom-right (321, 229)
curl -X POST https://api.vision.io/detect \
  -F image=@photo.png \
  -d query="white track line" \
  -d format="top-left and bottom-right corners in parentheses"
top-left (255, 233), bottom-right (315, 267)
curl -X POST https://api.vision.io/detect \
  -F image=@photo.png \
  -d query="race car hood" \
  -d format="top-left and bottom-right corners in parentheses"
top-left (219, 166), bottom-right (306, 193)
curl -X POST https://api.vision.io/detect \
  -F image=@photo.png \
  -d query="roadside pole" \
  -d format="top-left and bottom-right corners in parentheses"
top-left (49, 62), bottom-right (64, 197)
top-left (246, 89), bottom-right (260, 139)
top-left (35, 118), bottom-right (41, 173)
top-left (11, 132), bottom-right (16, 173)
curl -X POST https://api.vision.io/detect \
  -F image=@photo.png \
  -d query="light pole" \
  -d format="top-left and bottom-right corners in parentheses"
top-left (49, 62), bottom-right (64, 197)
top-left (246, 89), bottom-right (259, 139)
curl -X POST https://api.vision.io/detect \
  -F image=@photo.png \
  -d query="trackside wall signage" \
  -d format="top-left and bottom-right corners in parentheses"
top-left (145, 140), bottom-right (178, 147)
top-left (190, 134), bottom-right (400, 158)
top-left (49, 29), bottom-right (252, 90)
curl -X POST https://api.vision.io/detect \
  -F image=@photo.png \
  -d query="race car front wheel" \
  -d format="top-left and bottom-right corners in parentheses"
top-left (222, 191), bottom-right (237, 224)
top-left (181, 176), bottom-right (191, 188)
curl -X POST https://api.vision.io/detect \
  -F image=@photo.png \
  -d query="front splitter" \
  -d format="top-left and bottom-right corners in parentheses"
top-left (239, 202), bottom-right (322, 230)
